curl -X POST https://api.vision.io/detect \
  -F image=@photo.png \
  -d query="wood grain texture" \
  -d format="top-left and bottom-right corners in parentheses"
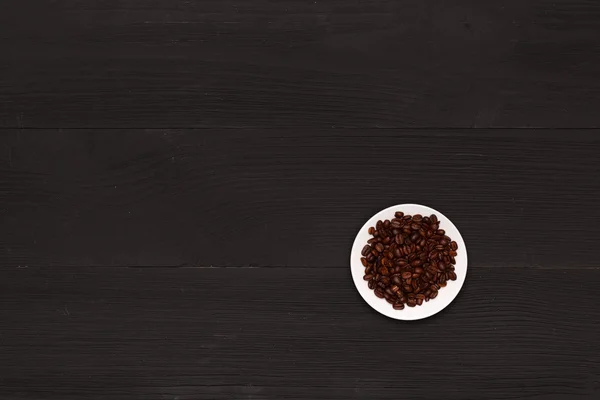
top-left (1, 129), bottom-right (600, 268)
top-left (1, 266), bottom-right (598, 400)
top-left (1, 0), bottom-right (600, 128)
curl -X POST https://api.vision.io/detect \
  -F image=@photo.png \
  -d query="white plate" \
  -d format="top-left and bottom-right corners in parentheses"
top-left (350, 204), bottom-right (467, 320)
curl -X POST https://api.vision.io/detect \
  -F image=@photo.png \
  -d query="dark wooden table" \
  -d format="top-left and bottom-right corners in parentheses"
top-left (1, 1), bottom-right (599, 399)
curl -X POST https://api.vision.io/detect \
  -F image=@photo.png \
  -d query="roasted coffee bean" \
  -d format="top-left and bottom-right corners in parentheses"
top-left (416, 298), bottom-right (424, 306)
top-left (437, 229), bottom-right (445, 235)
top-left (368, 280), bottom-right (375, 290)
top-left (363, 274), bottom-right (373, 281)
top-left (414, 267), bottom-right (424, 275)
top-left (361, 257), bottom-right (368, 267)
top-left (375, 289), bottom-right (384, 298)
top-left (384, 220), bottom-right (390, 229)
top-left (395, 211), bottom-right (404, 218)
top-left (368, 227), bottom-right (375, 235)
top-left (392, 275), bottom-right (402, 286)
top-left (449, 271), bottom-right (457, 280)
top-left (411, 259), bottom-right (422, 267)
top-left (395, 234), bottom-right (404, 245)
top-left (386, 297), bottom-right (395, 304)
top-left (379, 266), bottom-right (390, 276)
top-left (362, 245), bottom-right (371, 256)
top-left (430, 214), bottom-right (438, 223)
top-left (411, 223), bottom-right (421, 230)
top-left (413, 214), bottom-right (422, 222)
top-left (410, 232), bottom-right (420, 242)
top-left (402, 271), bottom-right (412, 280)
top-left (393, 303), bottom-right (405, 310)
top-left (380, 277), bottom-right (391, 286)
top-left (430, 291), bottom-right (438, 299)
top-left (391, 221), bottom-right (402, 229)
top-left (403, 285), bottom-right (413, 293)
top-left (407, 300), bottom-right (417, 307)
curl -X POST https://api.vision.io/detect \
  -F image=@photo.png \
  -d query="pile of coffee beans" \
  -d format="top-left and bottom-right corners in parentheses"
top-left (360, 212), bottom-right (458, 309)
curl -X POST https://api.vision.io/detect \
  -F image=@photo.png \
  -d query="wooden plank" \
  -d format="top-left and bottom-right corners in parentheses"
top-left (1, 0), bottom-right (600, 128)
top-left (2, 129), bottom-right (600, 268)
top-left (0, 266), bottom-right (598, 399)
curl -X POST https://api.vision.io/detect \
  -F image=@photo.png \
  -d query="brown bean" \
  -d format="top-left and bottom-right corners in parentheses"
top-left (416, 298), bottom-right (423, 306)
top-left (361, 257), bottom-right (368, 267)
top-left (403, 285), bottom-right (413, 293)
top-left (368, 280), bottom-right (375, 290)
top-left (411, 223), bottom-right (421, 230)
top-left (430, 291), bottom-right (438, 299)
top-left (379, 266), bottom-right (390, 276)
top-left (393, 303), bottom-right (405, 310)
top-left (363, 274), bottom-right (373, 281)
top-left (392, 275), bottom-right (402, 286)
top-left (368, 227), bottom-right (375, 235)
top-left (402, 272), bottom-right (412, 280)
top-left (437, 229), bottom-right (445, 235)
top-left (414, 267), bottom-right (424, 275)
top-left (375, 289), bottom-right (385, 298)
top-left (410, 232), bottom-right (421, 242)
top-left (411, 259), bottom-right (422, 267)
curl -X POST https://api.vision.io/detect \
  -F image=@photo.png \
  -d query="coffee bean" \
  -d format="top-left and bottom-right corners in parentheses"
top-left (379, 266), bottom-right (390, 276)
top-left (361, 257), bottom-right (368, 267)
top-left (414, 266), bottom-right (424, 275)
top-left (407, 300), bottom-right (417, 307)
top-left (395, 211), bottom-right (404, 218)
top-left (401, 271), bottom-right (412, 280)
top-left (393, 303), bottom-right (405, 310)
top-left (437, 229), bottom-right (445, 235)
top-left (403, 285), bottom-right (413, 293)
top-left (410, 232), bottom-right (420, 242)
top-left (392, 275), bottom-right (402, 286)
top-left (361, 245), bottom-right (371, 256)
top-left (450, 241), bottom-right (458, 250)
top-left (375, 243), bottom-right (384, 253)
top-left (411, 223), bottom-right (421, 230)
top-left (375, 289), bottom-right (384, 298)
top-left (411, 259), bottom-right (422, 267)
top-left (430, 291), bottom-right (438, 299)
top-left (391, 221), bottom-right (402, 229)
top-left (363, 274), bottom-right (373, 281)
top-left (368, 227), bottom-right (375, 235)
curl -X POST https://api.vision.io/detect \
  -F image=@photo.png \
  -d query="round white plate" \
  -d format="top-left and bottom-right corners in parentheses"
top-left (350, 204), bottom-right (467, 320)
